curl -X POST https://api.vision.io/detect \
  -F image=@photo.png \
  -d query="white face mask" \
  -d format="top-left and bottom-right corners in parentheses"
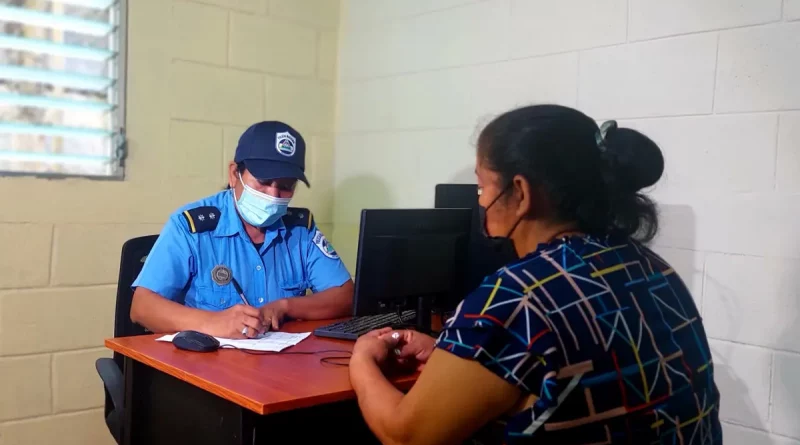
top-left (234, 172), bottom-right (291, 228)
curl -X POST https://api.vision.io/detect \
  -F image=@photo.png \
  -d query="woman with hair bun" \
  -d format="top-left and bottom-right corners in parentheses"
top-left (350, 104), bottom-right (721, 445)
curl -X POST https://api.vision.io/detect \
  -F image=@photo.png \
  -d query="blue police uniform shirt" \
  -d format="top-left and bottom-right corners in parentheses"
top-left (132, 189), bottom-right (351, 311)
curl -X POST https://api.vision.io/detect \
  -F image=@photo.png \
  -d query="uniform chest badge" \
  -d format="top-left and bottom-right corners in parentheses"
top-left (312, 230), bottom-right (338, 259)
top-left (211, 265), bottom-right (232, 286)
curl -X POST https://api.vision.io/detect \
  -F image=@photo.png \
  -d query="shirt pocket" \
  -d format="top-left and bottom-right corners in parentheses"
top-left (190, 284), bottom-right (239, 311)
top-left (279, 280), bottom-right (309, 299)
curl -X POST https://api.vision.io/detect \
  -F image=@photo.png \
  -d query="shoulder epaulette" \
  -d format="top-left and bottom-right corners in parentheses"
top-left (284, 207), bottom-right (314, 231)
top-left (181, 206), bottom-right (221, 233)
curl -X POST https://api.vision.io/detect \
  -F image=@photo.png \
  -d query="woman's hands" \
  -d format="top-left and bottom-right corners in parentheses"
top-left (386, 329), bottom-right (436, 371)
top-left (352, 327), bottom-right (396, 365)
top-left (351, 328), bottom-right (437, 371)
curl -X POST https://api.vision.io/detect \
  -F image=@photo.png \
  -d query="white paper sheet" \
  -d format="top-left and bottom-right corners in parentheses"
top-left (156, 331), bottom-right (311, 352)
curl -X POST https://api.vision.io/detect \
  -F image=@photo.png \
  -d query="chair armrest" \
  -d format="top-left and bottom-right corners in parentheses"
top-left (96, 358), bottom-right (124, 412)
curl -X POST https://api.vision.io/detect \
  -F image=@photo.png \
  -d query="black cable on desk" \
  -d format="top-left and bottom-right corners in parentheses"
top-left (218, 345), bottom-right (353, 366)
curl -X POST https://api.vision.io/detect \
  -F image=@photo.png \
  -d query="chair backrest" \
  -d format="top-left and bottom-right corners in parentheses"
top-left (113, 234), bottom-right (159, 339)
top-left (104, 234), bottom-right (159, 436)
top-left (105, 235), bottom-right (158, 419)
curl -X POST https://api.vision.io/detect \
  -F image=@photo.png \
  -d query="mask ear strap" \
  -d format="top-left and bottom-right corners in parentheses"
top-left (483, 181), bottom-right (521, 243)
top-left (486, 181), bottom-right (513, 211)
top-left (505, 214), bottom-right (524, 239)
top-left (495, 180), bottom-right (524, 239)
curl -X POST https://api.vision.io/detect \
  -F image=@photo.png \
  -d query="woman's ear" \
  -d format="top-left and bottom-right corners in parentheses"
top-left (512, 174), bottom-right (532, 219)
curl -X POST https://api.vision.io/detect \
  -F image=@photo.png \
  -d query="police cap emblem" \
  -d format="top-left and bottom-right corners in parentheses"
top-left (275, 131), bottom-right (296, 157)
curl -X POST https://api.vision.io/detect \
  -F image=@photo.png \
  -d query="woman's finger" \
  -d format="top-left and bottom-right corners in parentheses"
top-left (367, 327), bottom-right (393, 337)
top-left (379, 330), bottom-right (408, 342)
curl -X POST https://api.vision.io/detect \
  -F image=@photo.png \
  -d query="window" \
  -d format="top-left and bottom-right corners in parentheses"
top-left (0, 0), bottom-right (127, 178)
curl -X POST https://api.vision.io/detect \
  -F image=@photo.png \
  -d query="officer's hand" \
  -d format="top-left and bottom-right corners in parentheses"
top-left (259, 299), bottom-right (289, 331)
top-left (205, 304), bottom-right (264, 339)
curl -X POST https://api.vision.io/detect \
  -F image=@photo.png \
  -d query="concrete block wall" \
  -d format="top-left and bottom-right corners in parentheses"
top-left (334, 0), bottom-right (800, 442)
top-left (0, 0), bottom-right (339, 443)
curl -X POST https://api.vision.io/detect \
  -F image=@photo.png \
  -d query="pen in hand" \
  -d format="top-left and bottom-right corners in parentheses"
top-left (231, 278), bottom-right (249, 306)
top-left (231, 278), bottom-right (263, 337)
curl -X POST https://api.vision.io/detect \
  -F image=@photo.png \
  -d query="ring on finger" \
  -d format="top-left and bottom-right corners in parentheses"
top-left (241, 326), bottom-right (248, 336)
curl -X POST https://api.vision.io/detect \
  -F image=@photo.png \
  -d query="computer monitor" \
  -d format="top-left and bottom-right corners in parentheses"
top-left (434, 184), bottom-right (517, 308)
top-left (352, 208), bottom-right (472, 333)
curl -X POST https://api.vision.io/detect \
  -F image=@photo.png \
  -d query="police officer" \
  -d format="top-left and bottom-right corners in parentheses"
top-left (130, 121), bottom-right (353, 339)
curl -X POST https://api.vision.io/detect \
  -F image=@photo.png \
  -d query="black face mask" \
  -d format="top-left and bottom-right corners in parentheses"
top-left (478, 185), bottom-right (521, 256)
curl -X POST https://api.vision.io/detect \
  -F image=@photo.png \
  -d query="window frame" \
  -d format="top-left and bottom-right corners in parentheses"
top-left (0, 0), bottom-right (129, 180)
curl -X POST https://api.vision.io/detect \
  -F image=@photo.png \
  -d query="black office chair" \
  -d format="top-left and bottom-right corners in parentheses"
top-left (95, 234), bottom-right (159, 444)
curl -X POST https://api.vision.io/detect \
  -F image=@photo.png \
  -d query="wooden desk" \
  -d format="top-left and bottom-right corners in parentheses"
top-left (105, 319), bottom-right (420, 445)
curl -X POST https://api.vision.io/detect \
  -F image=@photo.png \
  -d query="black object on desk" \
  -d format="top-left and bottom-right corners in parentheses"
top-left (314, 208), bottom-right (471, 340)
top-left (434, 184), bottom-right (517, 310)
top-left (172, 330), bottom-right (220, 352)
top-left (313, 310), bottom-right (417, 341)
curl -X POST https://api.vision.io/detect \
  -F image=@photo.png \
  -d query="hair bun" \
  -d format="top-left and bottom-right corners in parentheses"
top-left (602, 126), bottom-right (664, 191)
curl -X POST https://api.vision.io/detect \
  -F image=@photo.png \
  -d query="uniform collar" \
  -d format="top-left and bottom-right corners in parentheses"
top-left (214, 189), bottom-right (286, 239)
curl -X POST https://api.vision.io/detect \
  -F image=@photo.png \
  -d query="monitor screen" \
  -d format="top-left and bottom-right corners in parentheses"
top-left (352, 208), bottom-right (471, 320)
top-left (434, 184), bottom-right (517, 307)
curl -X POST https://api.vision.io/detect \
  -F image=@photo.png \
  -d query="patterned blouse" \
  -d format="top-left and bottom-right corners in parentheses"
top-left (435, 234), bottom-right (722, 444)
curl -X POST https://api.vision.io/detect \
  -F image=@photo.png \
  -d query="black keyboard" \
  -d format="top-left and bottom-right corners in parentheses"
top-left (313, 311), bottom-right (417, 341)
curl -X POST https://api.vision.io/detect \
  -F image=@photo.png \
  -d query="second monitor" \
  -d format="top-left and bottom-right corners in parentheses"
top-left (352, 208), bottom-right (472, 332)
top-left (312, 207), bottom-right (471, 340)
top-left (434, 184), bottom-right (518, 309)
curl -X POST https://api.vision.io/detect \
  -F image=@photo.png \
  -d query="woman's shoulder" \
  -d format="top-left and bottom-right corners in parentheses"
top-left (453, 236), bottom-right (595, 321)
top-left (493, 234), bottom-right (615, 279)
top-left (487, 234), bottom-right (656, 290)
top-left (454, 234), bottom-right (659, 324)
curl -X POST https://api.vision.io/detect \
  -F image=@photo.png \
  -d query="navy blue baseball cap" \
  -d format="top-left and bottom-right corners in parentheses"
top-left (234, 121), bottom-right (309, 186)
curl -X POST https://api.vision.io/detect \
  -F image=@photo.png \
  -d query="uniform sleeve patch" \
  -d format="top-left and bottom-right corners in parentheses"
top-left (182, 206), bottom-right (221, 233)
top-left (312, 229), bottom-right (339, 259)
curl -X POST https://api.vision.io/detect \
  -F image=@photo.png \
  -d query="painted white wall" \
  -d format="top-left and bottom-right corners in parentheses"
top-left (335, 1), bottom-right (800, 442)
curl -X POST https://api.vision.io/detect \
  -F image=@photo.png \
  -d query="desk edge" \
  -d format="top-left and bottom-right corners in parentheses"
top-left (104, 338), bottom-right (419, 415)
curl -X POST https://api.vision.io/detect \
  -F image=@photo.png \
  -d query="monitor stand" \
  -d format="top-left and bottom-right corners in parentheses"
top-left (387, 296), bottom-right (434, 335)
top-left (415, 295), bottom-right (432, 334)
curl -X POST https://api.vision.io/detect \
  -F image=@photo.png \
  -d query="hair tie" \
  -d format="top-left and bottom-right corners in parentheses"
top-left (595, 120), bottom-right (618, 152)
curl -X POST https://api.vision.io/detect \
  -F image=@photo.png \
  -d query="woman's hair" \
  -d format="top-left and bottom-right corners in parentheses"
top-left (477, 104), bottom-right (664, 243)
